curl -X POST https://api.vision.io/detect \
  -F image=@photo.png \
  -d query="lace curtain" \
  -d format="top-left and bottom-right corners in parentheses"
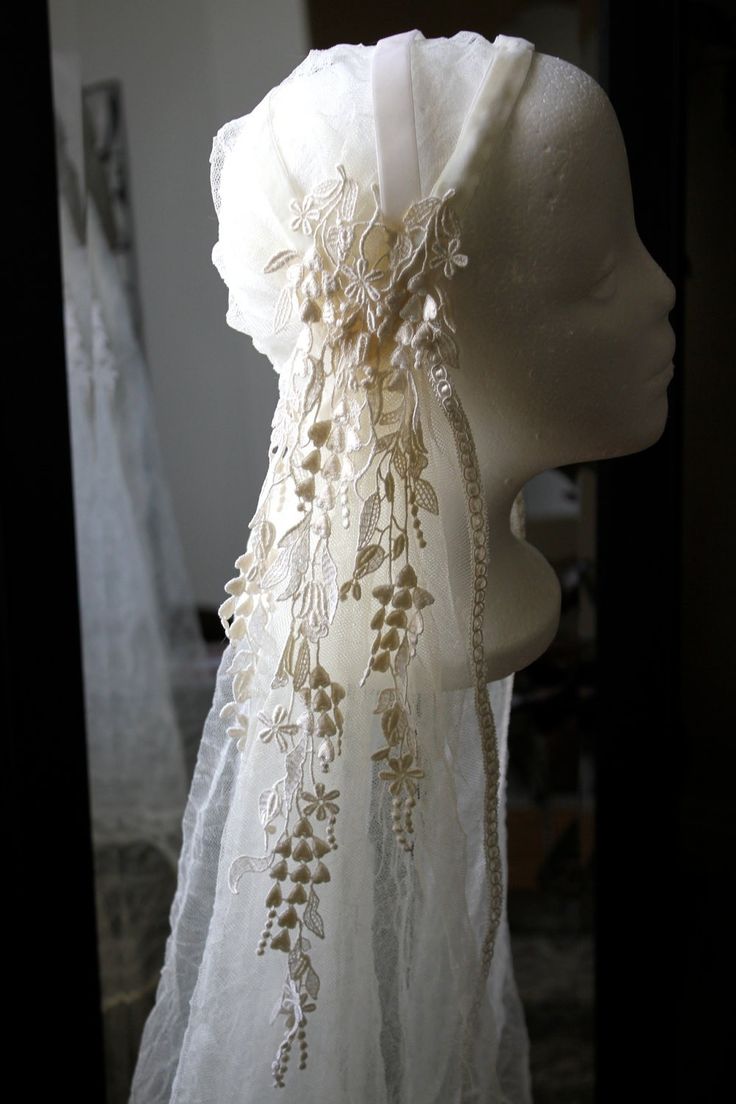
top-left (57, 165), bottom-right (214, 1104)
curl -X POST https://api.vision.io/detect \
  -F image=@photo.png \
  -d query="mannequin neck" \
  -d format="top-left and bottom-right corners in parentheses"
top-left (483, 477), bottom-right (561, 681)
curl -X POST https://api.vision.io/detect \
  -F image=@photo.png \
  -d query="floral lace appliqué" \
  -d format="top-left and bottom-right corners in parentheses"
top-left (217, 164), bottom-right (500, 1089)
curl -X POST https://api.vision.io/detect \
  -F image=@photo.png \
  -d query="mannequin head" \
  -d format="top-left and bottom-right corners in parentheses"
top-left (452, 51), bottom-right (677, 487)
top-left (211, 36), bottom-right (678, 686)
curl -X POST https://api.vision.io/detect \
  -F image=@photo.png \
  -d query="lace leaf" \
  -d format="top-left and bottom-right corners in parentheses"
top-left (228, 854), bottom-right (273, 893)
top-left (258, 786), bottom-right (282, 828)
top-left (303, 887), bottom-right (325, 938)
top-left (273, 286), bottom-right (294, 333)
top-left (358, 492), bottom-right (380, 549)
top-left (414, 477), bottom-right (439, 514)
top-left (293, 639), bottom-right (310, 690)
top-left (264, 249), bottom-right (300, 273)
top-left (354, 544), bottom-right (386, 579)
top-left (304, 965), bottom-right (321, 1000)
top-left (340, 179), bottom-right (358, 221)
top-left (321, 542), bottom-right (339, 622)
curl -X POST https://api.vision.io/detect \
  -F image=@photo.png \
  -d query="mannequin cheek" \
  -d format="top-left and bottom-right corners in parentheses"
top-left (556, 298), bottom-right (650, 388)
top-left (543, 322), bottom-right (647, 423)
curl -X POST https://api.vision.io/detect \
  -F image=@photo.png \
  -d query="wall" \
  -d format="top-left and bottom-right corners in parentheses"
top-left (73, 0), bottom-right (310, 609)
top-left (54, 0), bottom-right (602, 612)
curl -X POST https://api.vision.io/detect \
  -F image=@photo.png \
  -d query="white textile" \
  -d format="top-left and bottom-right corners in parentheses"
top-left (130, 30), bottom-right (535, 1104)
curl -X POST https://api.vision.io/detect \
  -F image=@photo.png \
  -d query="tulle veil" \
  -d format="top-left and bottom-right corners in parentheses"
top-left (130, 29), bottom-right (535, 1104)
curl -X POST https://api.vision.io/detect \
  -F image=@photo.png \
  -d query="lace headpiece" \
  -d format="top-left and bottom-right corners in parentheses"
top-left (133, 30), bottom-right (536, 1103)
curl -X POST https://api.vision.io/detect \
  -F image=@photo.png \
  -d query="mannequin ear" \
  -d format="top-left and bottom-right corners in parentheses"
top-left (510, 489), bottom-right (526, 540)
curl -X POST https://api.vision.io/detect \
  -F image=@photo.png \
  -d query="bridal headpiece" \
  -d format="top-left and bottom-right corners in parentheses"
top-left (207, 29), bottom-right (535, 1097)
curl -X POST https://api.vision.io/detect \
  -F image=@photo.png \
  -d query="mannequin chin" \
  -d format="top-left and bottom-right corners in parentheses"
top-left (443, 51), bottom-right (677, 688)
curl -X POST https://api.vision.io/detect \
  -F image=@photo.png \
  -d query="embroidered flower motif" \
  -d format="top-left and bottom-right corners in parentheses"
top-left (301, 782), bottom-right (340, 821)
top-left (289, 196), bottom-right (319, 235)
top-left (343, 256), bottom-right (382, 307)
top-left (257, 705), bottom-right (299, 752)
top-left (430, 235), bottom-right (468, 278)
top-left (378, 753), bottom-right (425, 796)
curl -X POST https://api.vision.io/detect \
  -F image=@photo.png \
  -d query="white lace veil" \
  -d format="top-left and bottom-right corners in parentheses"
top-left (130, 29), bottom-right (535, 1103)
top-left (58, 176), bottom-right (213, 1101)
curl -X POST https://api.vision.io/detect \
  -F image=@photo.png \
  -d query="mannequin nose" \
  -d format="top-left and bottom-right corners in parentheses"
top-left (651, 254), bottom-right (676, 317)
top-left (637, 238), bottom-right (677, 317)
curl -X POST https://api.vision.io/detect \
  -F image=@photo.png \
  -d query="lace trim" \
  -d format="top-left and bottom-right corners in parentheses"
top-left (425, 337), bottom-right (502, 1092)
top-left (216, 165), bottom-right (501, 1089)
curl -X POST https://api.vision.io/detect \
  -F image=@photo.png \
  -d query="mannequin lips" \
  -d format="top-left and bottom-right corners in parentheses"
top-left (650, 358), bottom-right (674, 382)
top-left (650, 335), bottom-right (676, 379)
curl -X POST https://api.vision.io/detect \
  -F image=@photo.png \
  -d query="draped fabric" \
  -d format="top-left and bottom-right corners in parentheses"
top-left (58, 184), bottom-right (213, 1104)
top-left (130, 30), bottom-right (535, 1103)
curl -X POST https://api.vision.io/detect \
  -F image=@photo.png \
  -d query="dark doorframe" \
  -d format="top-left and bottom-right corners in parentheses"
top-left (8, 4), bottom-right (727, 1102)
top-left (596, 3), bottom-right (686, 1101)
top-left (3, 5), bottom-right (106, 1100)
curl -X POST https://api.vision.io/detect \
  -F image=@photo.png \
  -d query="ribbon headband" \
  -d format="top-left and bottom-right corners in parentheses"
top-left (372, 29), bottom-right (535, 227)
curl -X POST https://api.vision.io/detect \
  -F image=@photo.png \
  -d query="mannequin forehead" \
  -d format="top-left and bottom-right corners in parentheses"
top-left (472, 55), bottom-right (635, 287)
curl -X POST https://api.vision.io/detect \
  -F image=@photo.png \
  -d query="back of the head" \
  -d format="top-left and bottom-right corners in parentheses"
top-left (211, 32), bottom-right (497, 371)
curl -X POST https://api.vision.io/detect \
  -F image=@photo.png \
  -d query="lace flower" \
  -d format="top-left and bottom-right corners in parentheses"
top-left (289, 196), bottom-right (319, 236)
top-left (343, 257), bottom-right (383, 306)
top-left (302, 782), bottom-right (340, 820)
top-left (378, 753), bottom-right (425, 797)
top-left (257, 705), bottom-right (299, 752)
top-left (430, 235), bottom-right (468, 278)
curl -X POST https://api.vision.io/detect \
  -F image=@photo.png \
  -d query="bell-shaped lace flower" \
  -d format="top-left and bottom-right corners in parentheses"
top-left (325, 219), bottom-right (354, 261)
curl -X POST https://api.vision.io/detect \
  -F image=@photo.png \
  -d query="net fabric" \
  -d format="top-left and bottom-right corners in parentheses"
top-left (131, 29), bottom-right (533, 1103)
top-left (209, 31), bottom-right (497, 372)
top-left (58, 187), bottom-right (214, 1104)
